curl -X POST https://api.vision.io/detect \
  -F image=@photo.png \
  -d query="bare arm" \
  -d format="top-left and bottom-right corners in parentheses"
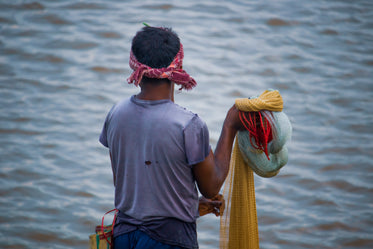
top-left (192, 105), bottom-right (242, 198)
top-left (109, 151), bottom-right (115, 186)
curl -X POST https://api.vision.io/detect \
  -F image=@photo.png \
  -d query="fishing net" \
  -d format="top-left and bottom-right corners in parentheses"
top-left (220, 90), bottom-right (292, 249)
top-left (238, 110), bottom-right (292, 178)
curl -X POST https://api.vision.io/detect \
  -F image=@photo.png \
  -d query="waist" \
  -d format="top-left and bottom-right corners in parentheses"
top-left (114, 211), bottom-right (198, 249)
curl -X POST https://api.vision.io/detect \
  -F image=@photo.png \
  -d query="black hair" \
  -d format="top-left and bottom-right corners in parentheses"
top-left (131, 27), bottom-right (180, 69)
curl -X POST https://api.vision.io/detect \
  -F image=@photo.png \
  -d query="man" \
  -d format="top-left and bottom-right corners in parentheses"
top-left (99, 26), bottom-right (242, 249)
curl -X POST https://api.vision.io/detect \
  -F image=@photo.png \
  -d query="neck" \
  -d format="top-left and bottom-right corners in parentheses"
top-left (137, 80), bottom-right (175, 102)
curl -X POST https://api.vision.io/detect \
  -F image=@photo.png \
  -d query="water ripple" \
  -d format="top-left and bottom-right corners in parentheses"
top-left (1, 0), bottom-right (372, 249)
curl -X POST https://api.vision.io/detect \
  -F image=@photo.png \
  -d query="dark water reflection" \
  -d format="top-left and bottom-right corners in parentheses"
top-left (1, 0), bottom-right (372, 248)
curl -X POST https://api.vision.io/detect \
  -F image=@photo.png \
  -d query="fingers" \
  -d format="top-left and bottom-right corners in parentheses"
top-left (211, 194), bottom-right (225, 216)
top-left (210, 194), bottom-right (224, 217)
top-left (199, 194), bottom-right (226, 217)
top-left (225, 105), bottom-right (246, 131)
top-left (213, 206), bottom-right (222, 216)
top-left (208, 200), bottom-right (222, 206)
top-left (211, 194), bottom-right (223, 201)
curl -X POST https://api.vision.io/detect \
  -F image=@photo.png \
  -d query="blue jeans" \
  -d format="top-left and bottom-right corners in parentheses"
top-left (114, 230), bottom-right (186, 249)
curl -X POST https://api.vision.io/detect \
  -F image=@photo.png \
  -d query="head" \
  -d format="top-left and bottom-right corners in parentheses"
top-left (131, 27), bottom-right (180, 84)
top-left (128, 26), bottom-right (196, 90)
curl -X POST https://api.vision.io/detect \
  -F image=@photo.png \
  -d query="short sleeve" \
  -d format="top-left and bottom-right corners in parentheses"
top-left (99, 105), bottom-right (115, 148)
top-left (183, 115), bottom-right (211, 165)
top-left (99, 119), bottom-right (108, 147)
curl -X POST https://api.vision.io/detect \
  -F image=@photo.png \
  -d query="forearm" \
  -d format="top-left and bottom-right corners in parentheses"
top-left (213, 121), bottom-right (237, 188)
top-left (193, 105), bottom-right (241, 198)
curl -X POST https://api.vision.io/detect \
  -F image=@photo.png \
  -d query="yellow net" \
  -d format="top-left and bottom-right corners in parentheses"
top-left (220, 90), bottom-right (284, 249)
top-left (235, 90), bottom-right (283, 112)
top-left (220, 139), bottom-right (259, 249)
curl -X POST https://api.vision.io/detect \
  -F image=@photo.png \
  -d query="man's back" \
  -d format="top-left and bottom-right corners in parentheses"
top-left (100, 95), bottom-right (210, 223)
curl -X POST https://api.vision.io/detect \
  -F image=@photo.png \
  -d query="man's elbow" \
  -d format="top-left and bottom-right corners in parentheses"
top-left (199, 186), bottom-right (221, 199)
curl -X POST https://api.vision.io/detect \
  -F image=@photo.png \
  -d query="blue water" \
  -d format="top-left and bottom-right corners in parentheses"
top-left (1, 0), bottom-right (372, 248)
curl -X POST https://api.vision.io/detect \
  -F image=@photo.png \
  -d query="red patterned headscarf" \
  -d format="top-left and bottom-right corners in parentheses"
top-left (127, 43), bottom-right (197, 90)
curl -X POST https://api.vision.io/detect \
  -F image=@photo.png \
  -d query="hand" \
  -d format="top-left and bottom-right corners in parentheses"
top-left (224, 105), bottom-right (245, 131)
top-left (198, 194), bottom-right (225, 217)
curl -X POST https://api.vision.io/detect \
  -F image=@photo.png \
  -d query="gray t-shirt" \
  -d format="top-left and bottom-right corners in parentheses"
top-left (100, 95), bottom-right (210, 223)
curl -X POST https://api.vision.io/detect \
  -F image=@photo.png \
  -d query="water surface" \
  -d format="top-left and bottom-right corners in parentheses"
top-left (1, 0), bottom-right (372, 248)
